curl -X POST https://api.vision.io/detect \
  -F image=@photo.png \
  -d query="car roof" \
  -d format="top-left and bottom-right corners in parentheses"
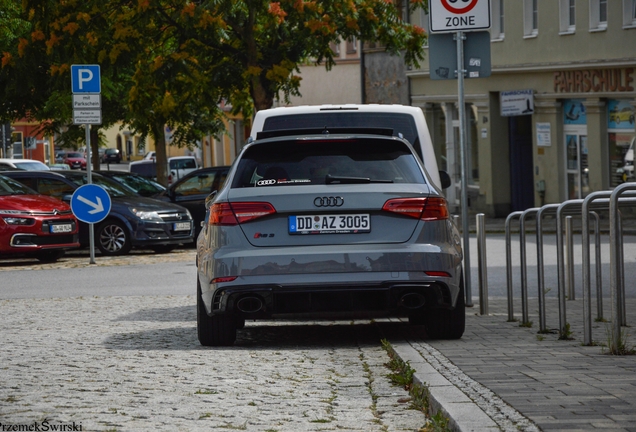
top-left (0, 158), bottom-right (46, 164)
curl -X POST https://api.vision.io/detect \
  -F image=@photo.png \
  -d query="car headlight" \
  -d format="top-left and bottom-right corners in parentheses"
top-left (1, 216), bottom-right (33, 225)
top-left (129, 208), bottom-right (164, 222)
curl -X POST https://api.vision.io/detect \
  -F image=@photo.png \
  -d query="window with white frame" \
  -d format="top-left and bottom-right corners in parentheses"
top-left (623, 0), bottom-right (636, 27)
top-left (559, 0), bottom-right (576, 33)
top-left (590, 0), bottom-right (608, 31)
top-left (523, 0), bottom-right (538, 37)
top-left (491, 0), bottom-right (505, 40)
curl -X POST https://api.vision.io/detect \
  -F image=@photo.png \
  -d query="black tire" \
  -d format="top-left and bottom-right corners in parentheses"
top-left (36, 250), bottom-right (65, 263)
top-left (235, 317), bottom-right (246, 330)
top-left (96, 219), bottom-right (132, 256)
top-left (416, 273), bottom-right (466, 340)
top-left (197, 280), bottom-right (237, 346)
top-left (151, 245), bottom-right (175, 254)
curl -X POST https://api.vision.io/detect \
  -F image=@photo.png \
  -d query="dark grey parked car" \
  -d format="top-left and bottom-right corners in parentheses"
top-left (196, 128), bottom-right (464, 346)
top-left (3, 170), bottom-right (194, 255)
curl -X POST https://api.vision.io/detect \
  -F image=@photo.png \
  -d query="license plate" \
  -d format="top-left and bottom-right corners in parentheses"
top-left (289, 214), bottom-right (370, 234)
top-left (50, 224), bottom-right (72, 233)
top-left (173, 221), bottom-right (191, 231)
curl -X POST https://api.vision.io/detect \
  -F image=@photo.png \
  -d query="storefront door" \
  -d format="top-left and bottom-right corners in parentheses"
top-left (565, 131), bottom-right (589, 199)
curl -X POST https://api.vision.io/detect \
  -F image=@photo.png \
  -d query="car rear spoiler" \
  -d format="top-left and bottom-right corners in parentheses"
top-left (256, 127), bottom-right (394, 141)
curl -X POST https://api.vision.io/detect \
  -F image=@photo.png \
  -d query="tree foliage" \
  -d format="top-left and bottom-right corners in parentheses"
top-left (1, 0), bottom-right (427, 183)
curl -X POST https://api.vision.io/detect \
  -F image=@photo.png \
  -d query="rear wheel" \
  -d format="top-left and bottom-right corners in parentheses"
top-left (197, 280), bottom-right (237, 346)
top-left (424, 274), bottom-right (466, 340)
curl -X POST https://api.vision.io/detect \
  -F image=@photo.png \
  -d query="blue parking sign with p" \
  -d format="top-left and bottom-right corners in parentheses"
top-left (71, 64), bottom-right (101, 94)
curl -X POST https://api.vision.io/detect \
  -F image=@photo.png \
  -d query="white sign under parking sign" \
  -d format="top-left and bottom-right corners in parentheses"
top-left (429, 0), bottom-right (491, 33)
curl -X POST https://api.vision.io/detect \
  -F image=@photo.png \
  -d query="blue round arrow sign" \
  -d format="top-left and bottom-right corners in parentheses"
top-left (70, 184), bottom-right (112, 224)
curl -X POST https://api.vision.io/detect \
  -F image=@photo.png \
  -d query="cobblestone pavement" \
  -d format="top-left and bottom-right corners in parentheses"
top-left (0, 295), bottom-right (428, 432)
top-left (0, 248), bottom-right (196, 272)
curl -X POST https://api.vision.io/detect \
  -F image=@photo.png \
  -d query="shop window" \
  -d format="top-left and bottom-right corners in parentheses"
top-left (559, 0), bottom-right (576, 34)
top-left (623, 0), bottom-right (636, 27)
top-left (491, 0), bottom-right (505, 41)
top-left (590, 0), bottom-right (608, 31)
top-left (608, 100), bottom-right (636, 186)
top-left (523, 0), bottom-right (538, 38)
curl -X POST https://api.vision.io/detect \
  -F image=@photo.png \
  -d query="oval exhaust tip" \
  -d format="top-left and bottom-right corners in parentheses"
top-left (399, 293), bottom-right (426, 309)
top-left (236, 296), bottom-right (263, 314)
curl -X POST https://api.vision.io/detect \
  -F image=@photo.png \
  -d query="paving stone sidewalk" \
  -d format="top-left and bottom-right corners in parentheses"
top-left (385, 297), bottom-right (636, 432)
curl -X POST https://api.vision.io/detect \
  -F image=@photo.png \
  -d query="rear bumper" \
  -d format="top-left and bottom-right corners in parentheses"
top-left (202, 276), bottom-right (458, 319)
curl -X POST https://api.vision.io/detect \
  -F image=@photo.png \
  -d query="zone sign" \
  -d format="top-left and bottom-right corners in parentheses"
top-left (429, 0), bottom-right (491, 33)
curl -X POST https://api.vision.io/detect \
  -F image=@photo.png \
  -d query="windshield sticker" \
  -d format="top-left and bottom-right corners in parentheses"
top-left (256, 179), bottom-right (311, 186)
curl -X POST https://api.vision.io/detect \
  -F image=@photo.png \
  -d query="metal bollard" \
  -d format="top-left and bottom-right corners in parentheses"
top-left (565, 216), bottom-right (575, 301)
top-left (505, 211), bottom-right (523, 322)
top-left (476, 213), bottom-right (488, 315)
top-left (520, 208), bottom-right (540, 325)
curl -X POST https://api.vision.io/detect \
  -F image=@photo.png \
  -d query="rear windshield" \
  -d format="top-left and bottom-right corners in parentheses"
top-left (170, 159), bottom-right (197, 170)
top-left (232, 138), bottom-right (425, 188)
top-left (262, 112), bottom-right (421, 159)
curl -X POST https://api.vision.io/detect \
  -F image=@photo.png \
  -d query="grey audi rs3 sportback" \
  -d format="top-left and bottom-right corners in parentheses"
top-left (196, 128), bottom-right (464, 346)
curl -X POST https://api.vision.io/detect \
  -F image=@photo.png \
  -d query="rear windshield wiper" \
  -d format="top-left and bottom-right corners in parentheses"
top-left (325, 174), bottom-right (393, 184)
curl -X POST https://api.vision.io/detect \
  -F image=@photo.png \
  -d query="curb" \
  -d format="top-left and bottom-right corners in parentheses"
top-left (387, 340), bottom-right (500, 432)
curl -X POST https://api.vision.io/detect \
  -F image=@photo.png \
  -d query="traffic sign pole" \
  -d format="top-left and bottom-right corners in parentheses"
top-left (85, 124), bottom-right (95, 264)
top-left (456, 31), bottom-right (473, 307)
top-left (72, 64), bottom-right (102, 264)
top-left (429, 0), bottom-right (490, 307)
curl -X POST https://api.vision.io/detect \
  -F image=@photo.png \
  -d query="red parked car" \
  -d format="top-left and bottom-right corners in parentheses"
top-left (0, 174), bottom-right (79, 262)
top-left (62, 152), bottom-right (87, 170)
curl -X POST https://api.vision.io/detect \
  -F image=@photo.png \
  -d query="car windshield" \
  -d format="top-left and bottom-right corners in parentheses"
top-left (0, 174), bottom-right (38, 195)
top-left (13, 161), bottom-right (50, 171)
top-left (105, 149), bottom-right (118, 154)
top-left (232, 138), bottom-right (425, 188)
top-left (110, 173), bottom-right (165, 195)
top-left (64, 173), bottom-right (136, 197)
top-left (65, 153), bottom-right (83, 158)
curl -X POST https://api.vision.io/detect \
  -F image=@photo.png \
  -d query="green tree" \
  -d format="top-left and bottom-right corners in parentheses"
top-left (1, 0), bottom-right (427, 183)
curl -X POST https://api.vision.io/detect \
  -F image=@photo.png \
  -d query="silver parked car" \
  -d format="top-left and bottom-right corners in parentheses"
top-left (196, 128), bottom-right (464, 346)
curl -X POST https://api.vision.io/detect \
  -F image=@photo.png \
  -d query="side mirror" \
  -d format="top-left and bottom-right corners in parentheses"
top-left (439, 171), bottom-right (452, 190)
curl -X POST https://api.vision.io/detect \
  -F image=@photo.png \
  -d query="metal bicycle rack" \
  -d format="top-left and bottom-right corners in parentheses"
top-left (504, 188), bottom-right (636, 342)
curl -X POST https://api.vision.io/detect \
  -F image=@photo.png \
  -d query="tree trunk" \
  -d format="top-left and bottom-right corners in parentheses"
top-left (153, 120), bottom-right (168, 186)
top-left (90, 126), bottom-right (100, 170)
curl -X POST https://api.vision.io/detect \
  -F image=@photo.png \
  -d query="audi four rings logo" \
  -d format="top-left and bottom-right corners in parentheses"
top-left (314, 196), bottom-right (344, 207)
top-left (257, 179), bottom-right (277, 186)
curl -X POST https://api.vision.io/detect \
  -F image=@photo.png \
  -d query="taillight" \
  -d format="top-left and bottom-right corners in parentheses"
top-left (212, 276), bottom-right (238, 283)
top-left (382, 197), bottom-right (449, 221)
top-left (209, 202), bottom-right (276, 226)
top-left (425, 271), bottom-right (451, 277)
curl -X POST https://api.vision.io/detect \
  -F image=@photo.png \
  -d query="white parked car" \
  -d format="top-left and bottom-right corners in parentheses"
top-left (0, 158), bottom-right (50, 171)
top-left (168, 156), bottom-right (199, 185)
top-left (129, 155), bottom-right (199, 185)
top-left (250, 104), bottom-right (446, 190)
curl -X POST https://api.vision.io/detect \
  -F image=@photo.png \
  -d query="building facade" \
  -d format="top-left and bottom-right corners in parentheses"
top-left (408, 0), bottom-right (636, 216)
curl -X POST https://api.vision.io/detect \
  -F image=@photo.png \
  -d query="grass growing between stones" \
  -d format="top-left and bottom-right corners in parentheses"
top-left (380, 339), bottom-right (452, 432)
top-left (603, 325), bottom-right (636, 355)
